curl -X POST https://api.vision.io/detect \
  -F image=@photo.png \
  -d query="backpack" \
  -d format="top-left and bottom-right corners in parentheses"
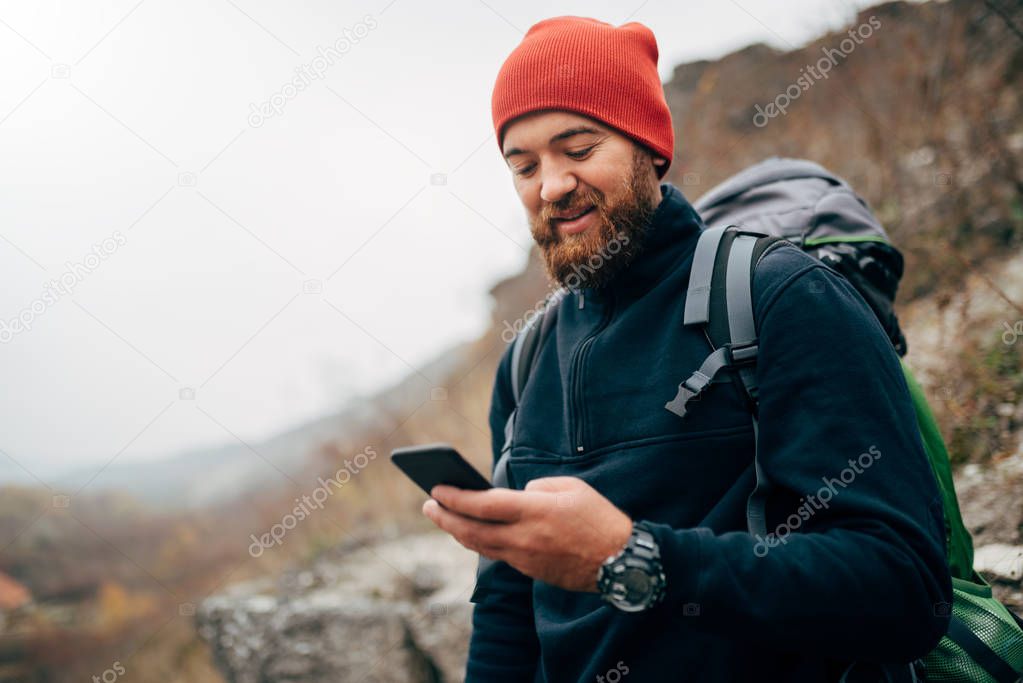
top-left (489, 158), bottom-right (1023, 682)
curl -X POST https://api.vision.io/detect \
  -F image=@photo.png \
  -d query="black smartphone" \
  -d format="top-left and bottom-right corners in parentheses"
top-left (390, 443), bottom-right (492, 495)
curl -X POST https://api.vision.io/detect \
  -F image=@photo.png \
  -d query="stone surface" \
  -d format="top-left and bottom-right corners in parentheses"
top-left (974, 543), bottom-right (1023, 583)
top-left (198, 532), bottom-right (477, 683)
top-left (954, 454), bottom-right (1023, 611)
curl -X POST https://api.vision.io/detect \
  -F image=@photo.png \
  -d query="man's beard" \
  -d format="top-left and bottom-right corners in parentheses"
top-left (529, 147), bottom-right (661, 292)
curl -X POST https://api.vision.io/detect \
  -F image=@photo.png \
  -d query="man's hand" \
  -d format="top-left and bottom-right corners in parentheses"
top-left (422, 476), bottom-right (633, 593)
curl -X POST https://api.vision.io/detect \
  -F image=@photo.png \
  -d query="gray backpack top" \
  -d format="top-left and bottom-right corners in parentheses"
top-left (692, 157), bottom-right (907, 356)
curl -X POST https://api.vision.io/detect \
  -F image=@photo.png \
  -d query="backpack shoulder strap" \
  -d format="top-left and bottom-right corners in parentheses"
top-left (715, 232), bottom-right (790, 408)
top-left (510, 293), bottom-right (560, 403)
top-left (493, 290), bottom-right (564, 489)
top-left (666, 227), bottom-right (783, 419)
top-left (665, 225), bottom-right (788, 537)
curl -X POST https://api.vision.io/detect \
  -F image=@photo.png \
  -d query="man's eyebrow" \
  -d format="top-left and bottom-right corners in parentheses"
top-left (503, 126), bottom-right (604, 159)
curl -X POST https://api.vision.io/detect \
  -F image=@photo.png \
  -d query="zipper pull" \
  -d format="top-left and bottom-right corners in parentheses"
top-left (579, 291), bottom-right (585, 310)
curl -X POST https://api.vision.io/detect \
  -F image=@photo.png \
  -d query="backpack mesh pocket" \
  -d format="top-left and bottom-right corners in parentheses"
top-left (920, 576), bottom-right (1023, 682)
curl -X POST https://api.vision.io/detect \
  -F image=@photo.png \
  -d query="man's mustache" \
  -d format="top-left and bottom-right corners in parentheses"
top-left (538, 192), bottom-right (605, 230)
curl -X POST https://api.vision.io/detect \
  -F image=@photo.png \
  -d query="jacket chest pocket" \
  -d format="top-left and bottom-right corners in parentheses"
top-left (574, 328), bottom-right (754, 452)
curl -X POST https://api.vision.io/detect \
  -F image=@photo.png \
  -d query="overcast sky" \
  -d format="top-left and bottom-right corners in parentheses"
top-left (0, 0), bottom-right (887, 481)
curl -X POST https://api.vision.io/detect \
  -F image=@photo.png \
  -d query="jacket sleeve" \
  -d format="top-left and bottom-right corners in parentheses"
top-left (464, 342), bottom-right (540, 682)
top-left (643, 245), bottom-right (952, 663)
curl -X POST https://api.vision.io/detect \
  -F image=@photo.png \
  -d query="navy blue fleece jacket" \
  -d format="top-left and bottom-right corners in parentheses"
top-left (465, 182), bottom-right (951, 682)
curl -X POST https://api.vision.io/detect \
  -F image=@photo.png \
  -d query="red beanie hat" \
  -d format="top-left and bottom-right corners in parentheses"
top-left (491, 16), bottom-right (674, 179)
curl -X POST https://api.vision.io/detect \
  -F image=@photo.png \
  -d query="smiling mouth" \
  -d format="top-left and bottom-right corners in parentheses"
top-left (553, 205), bottom-right (595, 223)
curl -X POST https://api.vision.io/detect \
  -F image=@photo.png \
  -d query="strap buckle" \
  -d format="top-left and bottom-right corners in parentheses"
top-left (726, 340), bottom-right (759, 364)
top-left (664, 340), bottom-right (760, 418)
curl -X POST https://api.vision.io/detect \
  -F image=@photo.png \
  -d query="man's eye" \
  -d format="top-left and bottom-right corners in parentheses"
top-left (566, 146), bottom-right (595, 159)
top-left (514, 164), bottom-right (536, 177)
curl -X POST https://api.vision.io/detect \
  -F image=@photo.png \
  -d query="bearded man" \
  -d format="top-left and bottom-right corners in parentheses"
top-left (421, 15), bottom-right (950, 683)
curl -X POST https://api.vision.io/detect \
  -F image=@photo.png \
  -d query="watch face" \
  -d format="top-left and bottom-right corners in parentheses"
top-left (598, 525), bottom-right (665, 613)
top-left (620, 567), bottom-right (653, 603)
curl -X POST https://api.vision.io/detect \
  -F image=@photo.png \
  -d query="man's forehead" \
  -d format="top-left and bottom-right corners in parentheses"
top-left (502, 112), bottom-right (612, 154)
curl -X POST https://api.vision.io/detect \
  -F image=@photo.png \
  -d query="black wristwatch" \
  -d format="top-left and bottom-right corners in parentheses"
top-left (596, 520), bottom-right (666, 613)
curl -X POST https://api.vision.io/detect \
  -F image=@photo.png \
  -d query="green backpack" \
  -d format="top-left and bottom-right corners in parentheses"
top-left (500, 159), bottom-right (1023, 681)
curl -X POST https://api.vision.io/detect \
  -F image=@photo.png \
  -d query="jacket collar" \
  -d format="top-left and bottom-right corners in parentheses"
top-left (580, 182), bottom-right (705, 304)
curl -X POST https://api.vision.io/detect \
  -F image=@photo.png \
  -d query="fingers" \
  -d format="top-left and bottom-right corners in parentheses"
top-left (524, 475), bottom-right (585, 492)
top-left (430, 485), bottom-right (525, 522)
top-left (422, 498), bottom-right (512, 555)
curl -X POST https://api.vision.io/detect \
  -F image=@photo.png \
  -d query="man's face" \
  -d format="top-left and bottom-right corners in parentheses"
top-left (501, 111), bottom-right (666, 290)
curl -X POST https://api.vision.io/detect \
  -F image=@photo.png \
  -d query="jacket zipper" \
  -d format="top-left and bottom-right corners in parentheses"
top-left (569, 290), bottom-right (615, 453)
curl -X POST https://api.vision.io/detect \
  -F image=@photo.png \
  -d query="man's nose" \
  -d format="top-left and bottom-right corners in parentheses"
top-left (539, 164), bottom-right (578, 204)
